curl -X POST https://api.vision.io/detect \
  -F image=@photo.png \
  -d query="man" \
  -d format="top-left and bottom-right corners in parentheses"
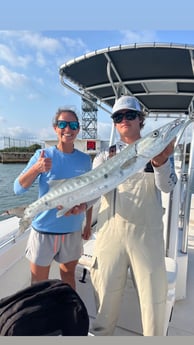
top-left (90, 95), bottom-right (177, 336)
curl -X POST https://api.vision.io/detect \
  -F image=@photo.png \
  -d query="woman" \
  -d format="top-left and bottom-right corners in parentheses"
top-left (14, 107), bottom-right (92, 289)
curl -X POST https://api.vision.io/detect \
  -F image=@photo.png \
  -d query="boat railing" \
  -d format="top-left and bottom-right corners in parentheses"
top-left (0, 234), bottom-right (16, 250)
top-left (0, 226), bottom-right (30, 252)
top-left (181, 120), bottom-right (194, 253)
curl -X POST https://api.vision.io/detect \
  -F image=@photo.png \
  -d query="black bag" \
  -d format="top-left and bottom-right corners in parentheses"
top-left (0, 279), bottom-right (89, 336)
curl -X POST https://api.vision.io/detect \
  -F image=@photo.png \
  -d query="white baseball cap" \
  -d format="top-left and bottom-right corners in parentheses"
top-left (112, 95), bottom-right (142, 115)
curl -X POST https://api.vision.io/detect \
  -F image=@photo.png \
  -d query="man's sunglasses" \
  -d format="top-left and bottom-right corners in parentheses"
top-left (56, 120), bottom-right (80, 130)
top-left (112, 111), bottom-right (138, 124)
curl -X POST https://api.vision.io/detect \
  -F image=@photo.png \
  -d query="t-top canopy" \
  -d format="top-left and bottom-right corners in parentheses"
top-left (59, 43), bottom-right (194, 116)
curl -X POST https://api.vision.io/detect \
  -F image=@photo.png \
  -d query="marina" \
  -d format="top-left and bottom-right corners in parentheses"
top-left (0, 42), bottom-right (194, 336)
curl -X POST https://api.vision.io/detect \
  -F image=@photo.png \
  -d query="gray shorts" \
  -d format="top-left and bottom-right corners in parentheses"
top-left (25, 227), bottom-right (83, 266)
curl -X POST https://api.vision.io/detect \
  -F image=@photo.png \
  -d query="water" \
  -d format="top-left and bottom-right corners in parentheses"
top-left (0, 161), bottom-right (193, 221)
top-left (0, 163), bottom-right (38, 218)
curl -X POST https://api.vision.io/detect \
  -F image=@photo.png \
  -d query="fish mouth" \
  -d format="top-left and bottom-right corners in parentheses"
top-left (162, 119), bottom-right (185, 141)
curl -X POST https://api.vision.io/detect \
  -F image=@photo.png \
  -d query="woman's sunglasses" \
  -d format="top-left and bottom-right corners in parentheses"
top-left (56, 120), bottom-right (80, 130)
top-left (112, 111), bottom-right (138, 124)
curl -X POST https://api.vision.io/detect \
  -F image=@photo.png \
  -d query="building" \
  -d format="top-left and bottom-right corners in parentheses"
top-left (44, 139), bottom-right (109, 161)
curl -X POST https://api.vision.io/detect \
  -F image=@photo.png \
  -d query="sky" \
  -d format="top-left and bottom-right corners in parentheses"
top-left (0, 1), bottom-right (194, 147)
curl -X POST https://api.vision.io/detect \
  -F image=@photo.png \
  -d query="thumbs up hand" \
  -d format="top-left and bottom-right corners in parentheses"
top-left (37, 150), bottom-right (52, 173)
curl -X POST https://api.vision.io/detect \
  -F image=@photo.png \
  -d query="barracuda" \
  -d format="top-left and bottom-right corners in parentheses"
top-left (19, 118), bottom-right (188, 233)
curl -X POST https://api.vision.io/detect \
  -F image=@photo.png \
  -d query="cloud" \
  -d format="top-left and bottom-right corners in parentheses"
top-left (0, 65), bottom-right (27, 88)
top-left (38, 127), bottom-right (57, 140)
top-left (120, 30), bottom-right (158, 45)
top-left (35, 51), bottom-right (46, 67)
top-left (0, 65), bottom-right (45, 100)
top-left (0, 43), bottom-right (31, 68)
top-left (0, 31), bottom-right (61, 53)
top-left (0, 115), bottom-right (6, 124)
top-left (61, 36), bottom-right (87, 50)
top-left (0, 31), bottom-right (66, 72)
top-left (0, 126), bottom-right (34, 139)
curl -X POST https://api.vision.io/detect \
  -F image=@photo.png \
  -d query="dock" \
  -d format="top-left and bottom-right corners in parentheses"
top-left (0, 152), bottom-right (33, 164)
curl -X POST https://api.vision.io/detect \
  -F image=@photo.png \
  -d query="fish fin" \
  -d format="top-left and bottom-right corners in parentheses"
top-left (48, 179), bottom-right (67, 189)
top-left (0, 210), bottom-right (10, 217)
top-left (1, 206), bottom-right (27, 218)
top-left (19, 217), bottom-right (31, 233)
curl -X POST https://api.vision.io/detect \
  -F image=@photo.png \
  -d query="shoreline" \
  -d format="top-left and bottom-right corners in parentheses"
top-left (0, 152), bottom-right (33, 164)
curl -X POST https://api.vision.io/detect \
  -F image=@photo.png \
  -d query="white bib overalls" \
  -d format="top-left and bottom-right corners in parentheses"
top-left (90, 171), bottom-right (168, 336)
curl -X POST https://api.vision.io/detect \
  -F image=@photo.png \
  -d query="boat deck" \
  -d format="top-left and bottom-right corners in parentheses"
top-left (0, 205), bottom-right (194, 336)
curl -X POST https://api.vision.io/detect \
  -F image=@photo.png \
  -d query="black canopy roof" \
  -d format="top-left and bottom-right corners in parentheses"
top-left (59, 43), bottom-right (194, 116)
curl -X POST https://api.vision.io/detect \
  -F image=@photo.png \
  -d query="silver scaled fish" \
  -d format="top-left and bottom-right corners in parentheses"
top-left (19, 118), bottom-right (188, 233)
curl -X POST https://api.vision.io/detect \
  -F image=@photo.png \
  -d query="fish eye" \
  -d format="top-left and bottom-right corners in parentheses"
top-left (152, 130), bottom-right (159, 137)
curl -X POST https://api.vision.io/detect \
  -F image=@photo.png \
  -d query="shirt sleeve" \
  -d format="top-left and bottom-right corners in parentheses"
top-left (13, 178), bottom-right (29, 195)
top-left (13, 150), bottom-right (41, 195)
top-left (153, 156), bottom-right (177, 193)
top-left (92, 151), bottom-right (107, 169)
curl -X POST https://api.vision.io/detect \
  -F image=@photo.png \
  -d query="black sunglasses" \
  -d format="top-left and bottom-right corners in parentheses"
top-left (56, 120), bottom-right (79, 130)
top-left (112, 111), bottom-right (138, 124)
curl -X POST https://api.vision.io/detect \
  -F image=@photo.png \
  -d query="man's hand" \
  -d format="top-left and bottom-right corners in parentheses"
top-left (151, 139), bottom-right (175, 167)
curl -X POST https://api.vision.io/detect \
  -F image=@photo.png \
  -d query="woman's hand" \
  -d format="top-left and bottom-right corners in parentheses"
top-left (65, 203), bottom-right (87, 216)
top-left (18, 150), bottom-right (52, 189)
top-left (37, 150), bottom-right (52, 173)
top-left (57, 203), bottom-right (87, 216)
